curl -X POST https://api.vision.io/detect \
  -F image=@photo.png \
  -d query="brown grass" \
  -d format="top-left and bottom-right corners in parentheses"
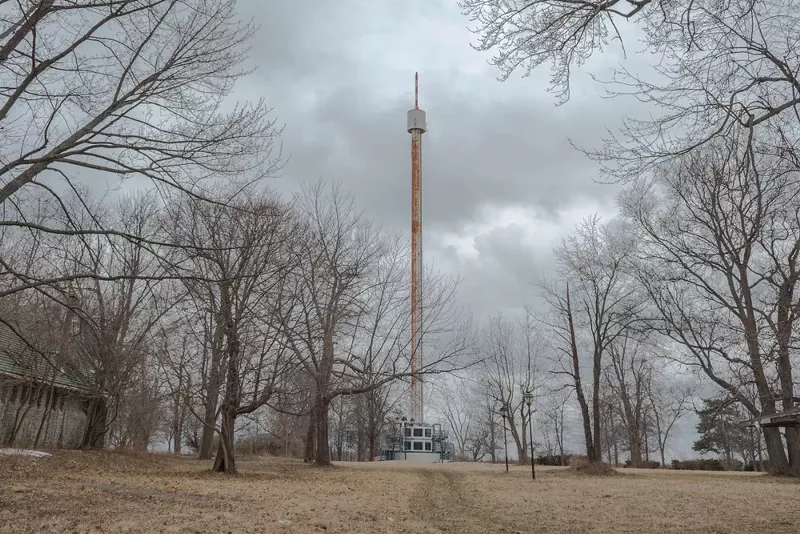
top-left (1, 451), bottom-right (798, 533)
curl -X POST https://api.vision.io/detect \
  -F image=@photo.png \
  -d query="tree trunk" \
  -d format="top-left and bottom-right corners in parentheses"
top-left (200, 318), bottom-right (225, 460)
top-left (212, 283), bottom-right (241, 474)
top-left (507, 412), bottom-right (525, 463)
top-left (740, 285), bottom-right (792, 474)
top-left (212, 406), bottom-right (236, 474)
top-left (80, 397), bottom-right (108, 449)
top-left (629, 428), bottom-right (642, 467)
top-left (369, 434), bottom-right (378, 461)
top-left (763, 426), bottom-right (790, 474)
top-left (591, 346), bottom-right (602, 463)
top-left (775, 276), bottom-right (800, 474)
top-left (783, 427), bottom-right (800, 475)
top-left (173, 396), bottom-right (185, 455)
top-left (566, 286), bottom-right (595, 461)
top-left (305, 404), bottom-right (317, 462)
top-left (172, 374), bottom-right (187, 455)
top-left (314, 397), bottom-right (331, 466)
top-left (489, 417), bottom-right (497, 463)
top-left (200, 376), bottom-right (222, 459)
top-left (356, 426), bottom-right (364, 462)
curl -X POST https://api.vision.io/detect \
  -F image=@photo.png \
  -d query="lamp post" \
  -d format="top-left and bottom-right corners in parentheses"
top-left (499, 404), bottom-right (509, 473)
top-left (523, 391), bottom-right (535, 480)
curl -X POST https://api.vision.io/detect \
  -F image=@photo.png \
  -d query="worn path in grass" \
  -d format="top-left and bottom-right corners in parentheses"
top-left (1, 452), bottom-right (799, 533)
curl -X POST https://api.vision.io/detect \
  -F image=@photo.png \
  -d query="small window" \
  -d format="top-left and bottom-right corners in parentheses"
top-left (404, 440), bottom-right (412, 450)
top-left (413, 441), bottom-right (424, 451)
top-left (425, 442), bottom-right (432, 451)
top-left (424, 429), bottom-right (432, 437)
top-left (413, 428), bottom-right (423, 437)
top-left (403, 427), bottom-right (411, 437)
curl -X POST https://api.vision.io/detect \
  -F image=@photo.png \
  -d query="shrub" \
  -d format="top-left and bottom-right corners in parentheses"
top-left (623, 460), bottom-right (660, 469)
top-left (536, 454), bottom-right (572, 466)
top-left (569, 455), bottom-right (617, 476)
top-left (671, 459), bottom-right (724, 471)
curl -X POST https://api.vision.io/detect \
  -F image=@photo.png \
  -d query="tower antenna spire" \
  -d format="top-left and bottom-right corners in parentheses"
top-left (415, 71), bottom-right (419, 109)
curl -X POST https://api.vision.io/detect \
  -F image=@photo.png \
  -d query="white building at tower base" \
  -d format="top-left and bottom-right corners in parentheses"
top-left (380, 417), bottom-right (454, 463)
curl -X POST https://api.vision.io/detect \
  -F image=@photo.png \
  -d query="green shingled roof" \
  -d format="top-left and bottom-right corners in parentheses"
top-left (0, 305), bottom-right (93, 394)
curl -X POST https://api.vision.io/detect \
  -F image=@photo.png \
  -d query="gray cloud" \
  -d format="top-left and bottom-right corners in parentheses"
top-left (235, 1), bottom-right (629, 287)
top-left (236, 3), bottom-right (632, 287)
top-left (227, 1), bottom-right (706, 456)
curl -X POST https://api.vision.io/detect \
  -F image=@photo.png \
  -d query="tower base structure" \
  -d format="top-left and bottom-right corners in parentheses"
top-left (379, 418), bottom-right (455, 463)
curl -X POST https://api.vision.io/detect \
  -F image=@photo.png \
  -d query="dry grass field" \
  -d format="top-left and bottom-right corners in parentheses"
top-left (1, 452), bottom-right (799, 533)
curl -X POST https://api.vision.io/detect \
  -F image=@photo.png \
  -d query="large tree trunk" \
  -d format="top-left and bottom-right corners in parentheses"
top-left (200, 371), bottom-right (223, 459)
top-left (763, 427), bottom-right (790, 474)
top-left (369, 434), bottom-right (378, 461)
top-left (775, 265), bottom-right (800, 474)
top-left (627, 424), bottom-right (642, 467)
top-left (314, 397), bottom-right (331, 466)
top-left (741, 278), bottom-right (792, 475)
top-left (80, 397), bottom-right (108, 449)
top-left (507, 412), bottom-right (525, 463)
top-left (212, 406), bottom-right (236, 474)
top-left (305, 404), bottom-right (317, 462)
top-left (212, 284), bottom-right (240, 474)
top-left (200, 317), bottom-right (225, 460)
top-left (519, 415), bottom-right (529, 464)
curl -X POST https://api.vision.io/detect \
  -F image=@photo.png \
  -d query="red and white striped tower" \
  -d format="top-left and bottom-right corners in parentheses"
top-left (408, 72), bottom-right (426, 423)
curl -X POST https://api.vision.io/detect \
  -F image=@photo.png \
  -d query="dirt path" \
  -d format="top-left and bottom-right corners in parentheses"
top-left (410, 468), bottom-right (524, 533)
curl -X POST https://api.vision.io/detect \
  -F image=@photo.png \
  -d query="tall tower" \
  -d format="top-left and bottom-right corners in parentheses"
top-left (408, 72), bottom-right (426, 423)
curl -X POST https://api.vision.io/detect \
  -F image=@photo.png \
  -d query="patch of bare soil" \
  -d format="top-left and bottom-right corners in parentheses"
top-left (0, 453), bottom-right (798, 533)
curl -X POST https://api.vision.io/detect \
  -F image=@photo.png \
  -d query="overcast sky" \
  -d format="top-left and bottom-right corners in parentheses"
top-left (232, 0), bottom-right (637, 316)
top-left (229, 1), bottom-right (700, 457)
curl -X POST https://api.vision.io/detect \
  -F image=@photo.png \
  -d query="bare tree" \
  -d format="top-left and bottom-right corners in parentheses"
top-left (646, 364), bottom-right (693, 469)
top-left (68, 192), bottom-right (178, 449)
top-left (622, 138), bottom-right (800, 474)
top-left (166, 187), bottom-right (296, 473)
top-left (606, 335), bottom-right (650, 467)
top-left (541, 391), bottom-right (570, 465)
top-left (481, 310), bottom-right (542, 463)
top-left (157, 328), bottom-right (193, 454)
top-left (437, 377), bottom-right (477, 461)
top-left (542, 215), bottom-right (641, 462)
top-left (0, 0), bottom-right (283, 310)
top-left (276, 182), bottom-right (473, 467)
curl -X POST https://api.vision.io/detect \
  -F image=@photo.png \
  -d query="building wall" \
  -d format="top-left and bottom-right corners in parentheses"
top-left (392, 451), bottom-right (444, 463)
top-left (0, 383), bottom-right (88, 449)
